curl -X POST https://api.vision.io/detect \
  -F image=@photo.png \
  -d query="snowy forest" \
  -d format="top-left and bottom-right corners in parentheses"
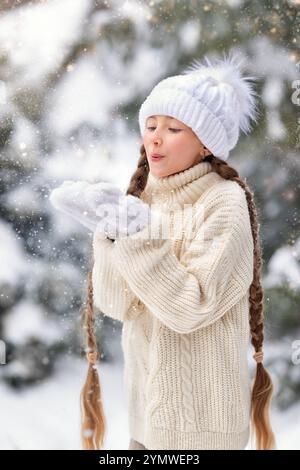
top-left (0, 0), bottom-right (299, 450)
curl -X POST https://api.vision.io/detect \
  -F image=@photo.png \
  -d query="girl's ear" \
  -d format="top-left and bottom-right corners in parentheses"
top-left (202, 145), bottom-right (215, 158)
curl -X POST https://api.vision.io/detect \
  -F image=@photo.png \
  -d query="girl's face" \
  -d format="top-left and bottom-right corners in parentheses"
top-left (143, 114), bottom-right (211, 178)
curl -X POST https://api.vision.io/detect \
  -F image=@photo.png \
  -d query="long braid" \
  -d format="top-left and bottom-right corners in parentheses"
top-left (79, 146), bottom-right (149, 450)
top-left (204, 153), bottom-right (276, 450)
top-left (125, 144), bottom-right (150, 197)
top-left (80, 272), bottom-right (106, 449)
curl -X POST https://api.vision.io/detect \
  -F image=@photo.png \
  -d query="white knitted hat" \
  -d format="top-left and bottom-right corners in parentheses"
top-left (138, 51), bottom-right (260, 161)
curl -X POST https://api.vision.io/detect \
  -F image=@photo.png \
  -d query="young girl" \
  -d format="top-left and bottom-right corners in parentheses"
top-left (50, 52), bottom-right (276, 450)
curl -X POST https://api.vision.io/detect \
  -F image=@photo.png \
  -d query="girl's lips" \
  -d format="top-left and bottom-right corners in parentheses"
top-left (151, 155), bottom-right (165, 162)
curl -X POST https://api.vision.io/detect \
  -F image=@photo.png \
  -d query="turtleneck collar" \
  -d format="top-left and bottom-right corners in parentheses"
top-left (142, 160), bottom-right (218, 208)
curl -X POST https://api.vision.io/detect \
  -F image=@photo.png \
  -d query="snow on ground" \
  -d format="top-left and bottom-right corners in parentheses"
top-left (0, 356), bottom-right (129, 450)
top-left (0, 355), bottom-right (299, 450)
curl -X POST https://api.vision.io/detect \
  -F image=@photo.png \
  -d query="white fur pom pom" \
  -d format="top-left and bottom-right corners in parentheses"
top-left (181, 50), bottom-right (261, 135)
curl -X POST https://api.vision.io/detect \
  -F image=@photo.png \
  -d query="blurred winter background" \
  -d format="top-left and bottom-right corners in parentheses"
top-left (0, 0), bottom-right (299, 450)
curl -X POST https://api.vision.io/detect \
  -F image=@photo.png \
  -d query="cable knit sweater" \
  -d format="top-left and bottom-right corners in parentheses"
top-left (92, 160), bottom-right (254, 450)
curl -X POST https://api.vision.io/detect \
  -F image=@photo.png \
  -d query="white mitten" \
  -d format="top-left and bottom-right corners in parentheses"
top-left (95, 194), bottom-right (159, 239)
top-left (84, 182), bottom-right (123, 212)
top-left (50, 181), bottom-right (97, 231)
top-left (49, 180), bottom-right (123, 233)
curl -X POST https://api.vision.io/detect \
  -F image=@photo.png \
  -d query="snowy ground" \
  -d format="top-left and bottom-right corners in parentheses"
top-left (0, 356), bottom-right (299, 450)
top-left (0, 356), bottom-right (129, 450)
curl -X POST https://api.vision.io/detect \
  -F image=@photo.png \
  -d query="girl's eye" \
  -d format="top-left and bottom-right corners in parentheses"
top-left (147, 127), bottom-right (181, 133)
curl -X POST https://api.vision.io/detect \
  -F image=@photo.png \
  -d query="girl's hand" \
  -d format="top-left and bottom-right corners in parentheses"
top-left (84, 182), bottom-right (123, 211)
top-left (95, 194), bottom-right (155, 239)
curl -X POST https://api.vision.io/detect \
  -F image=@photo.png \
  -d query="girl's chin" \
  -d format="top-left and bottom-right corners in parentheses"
top-left (150, 168), bottom-right (168, 177)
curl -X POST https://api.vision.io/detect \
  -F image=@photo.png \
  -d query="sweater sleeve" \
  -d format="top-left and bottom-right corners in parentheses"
top-left (92, 231), bottom-right (138, 323)
top-left (111, 183), bottom-right (254, 334)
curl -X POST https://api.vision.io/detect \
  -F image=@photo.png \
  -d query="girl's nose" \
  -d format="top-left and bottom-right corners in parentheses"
top-left (153, 133), bottom-right (162, 144)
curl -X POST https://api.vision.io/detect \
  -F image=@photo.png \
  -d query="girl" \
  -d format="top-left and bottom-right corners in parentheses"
top-left (50, 52), bottom-right (276, 450)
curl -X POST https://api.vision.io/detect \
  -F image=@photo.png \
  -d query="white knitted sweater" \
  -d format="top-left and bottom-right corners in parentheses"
top-left (92, 160), bottom-right (254, 450)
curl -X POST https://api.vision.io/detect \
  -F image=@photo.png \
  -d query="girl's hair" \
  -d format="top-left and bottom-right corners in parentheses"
top-left (80, 143), bottom-right (276, 450)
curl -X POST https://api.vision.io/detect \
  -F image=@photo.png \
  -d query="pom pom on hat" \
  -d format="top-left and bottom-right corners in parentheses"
top-left (138, 50), bottom-right (260, 161)
top-left (181, 50), bottom-right (260, 136)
